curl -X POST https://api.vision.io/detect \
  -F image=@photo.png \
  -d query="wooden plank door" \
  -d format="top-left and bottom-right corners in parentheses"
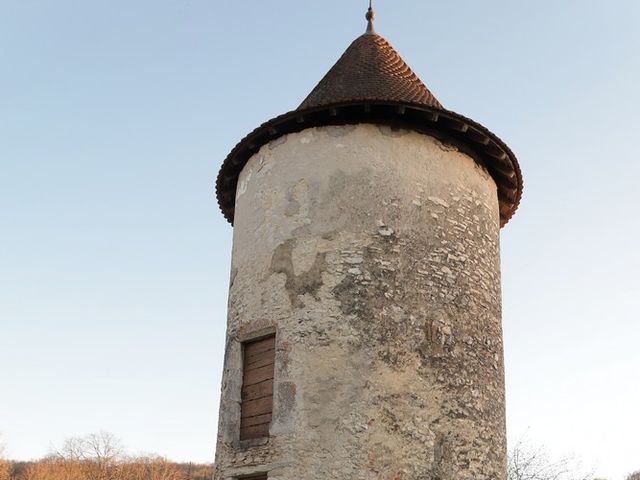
top-left (240, 335), bottom-right (275, 440)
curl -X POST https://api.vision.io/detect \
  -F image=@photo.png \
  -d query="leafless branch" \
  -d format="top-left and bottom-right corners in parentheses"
top-left (508, 436), bottom-right (593, 480)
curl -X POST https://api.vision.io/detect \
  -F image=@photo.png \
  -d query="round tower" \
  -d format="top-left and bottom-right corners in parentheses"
top-left (213, 7), bottom-right (522, 480)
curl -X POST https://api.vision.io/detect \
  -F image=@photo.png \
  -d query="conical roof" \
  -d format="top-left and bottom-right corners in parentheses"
top-left (299, 33), bottom-right (442, 110)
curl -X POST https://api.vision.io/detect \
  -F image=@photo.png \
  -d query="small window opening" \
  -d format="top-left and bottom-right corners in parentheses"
top-left (240, 335), bottom-right (275, 440)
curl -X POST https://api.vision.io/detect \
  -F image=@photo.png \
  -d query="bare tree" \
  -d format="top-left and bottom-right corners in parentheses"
top-left (626, 471), bottom-right (640, 480)
top-left (56, 436), bottom-right (85, 462)
top-left (54, 431), bottom-right (123, 465)
top-left (20, 457), bottom-right (85, 480)
top-left (0, 459), bottom-right (10, 480)
top-left (0, 434), bottom-right (11, 480)
top-left (83, 431), bottom-right (123, 467)
top-left (119, 457), bottom-right (184, 480)
top-left (508, 437), bottom-right (593, 480)
top-left (7, 432), bottom-right (212, 480)
top-left (50, 431), bottom-right (124, 480)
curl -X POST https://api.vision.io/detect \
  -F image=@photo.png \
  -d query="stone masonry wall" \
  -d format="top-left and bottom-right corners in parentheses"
top-left (214, 124), bottom-right (506, 480)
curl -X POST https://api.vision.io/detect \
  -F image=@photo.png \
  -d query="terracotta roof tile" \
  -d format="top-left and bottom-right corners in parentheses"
top-left (299, 33), bottom-right (442, 110)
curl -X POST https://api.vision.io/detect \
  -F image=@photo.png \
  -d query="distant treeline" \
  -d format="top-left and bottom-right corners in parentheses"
top-left (0, 432), bottom-right (213, 480)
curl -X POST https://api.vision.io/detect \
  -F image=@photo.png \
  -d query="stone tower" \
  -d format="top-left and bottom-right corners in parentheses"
top-left (213, 6), bottom-right (522, 480)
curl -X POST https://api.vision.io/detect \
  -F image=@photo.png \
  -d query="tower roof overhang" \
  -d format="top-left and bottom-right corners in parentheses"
top-left (216, 101), bottom-right (522, 227)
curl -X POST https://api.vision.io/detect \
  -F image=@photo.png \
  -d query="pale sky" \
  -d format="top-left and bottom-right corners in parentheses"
top-left (1, 1), bottom-right (639, 479)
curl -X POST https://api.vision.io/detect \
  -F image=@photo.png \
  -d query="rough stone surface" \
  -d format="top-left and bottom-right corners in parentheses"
top-left (214, 124), bottom-right (506, 480)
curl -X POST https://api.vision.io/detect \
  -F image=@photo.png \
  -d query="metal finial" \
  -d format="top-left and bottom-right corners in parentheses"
top-left (365, 0), bottom-right (375, 34)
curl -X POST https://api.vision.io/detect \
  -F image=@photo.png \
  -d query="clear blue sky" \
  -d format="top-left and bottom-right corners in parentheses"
top-left (1, 1), bottom-right (638, 478)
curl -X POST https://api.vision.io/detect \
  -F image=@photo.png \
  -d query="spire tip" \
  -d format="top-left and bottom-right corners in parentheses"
top-left (365, 0), bottom-right (375, 34)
